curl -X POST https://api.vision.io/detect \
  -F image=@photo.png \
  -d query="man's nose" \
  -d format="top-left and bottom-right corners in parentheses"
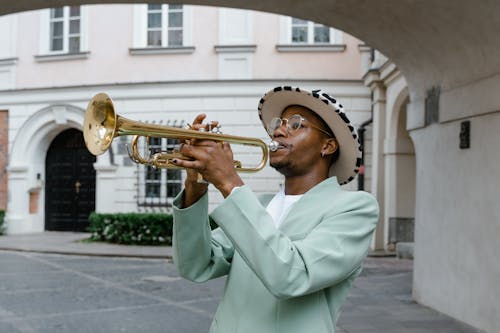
top-left (272, 122), bottom-right (288, 137)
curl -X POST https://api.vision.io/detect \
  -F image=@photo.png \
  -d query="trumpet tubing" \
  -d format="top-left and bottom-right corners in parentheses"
top-left (83, 93), bottom-right (269, 172)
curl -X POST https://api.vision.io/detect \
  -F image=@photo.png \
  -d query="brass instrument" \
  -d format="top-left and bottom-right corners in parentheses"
top-left (83, 93), bottom-right (269, 172)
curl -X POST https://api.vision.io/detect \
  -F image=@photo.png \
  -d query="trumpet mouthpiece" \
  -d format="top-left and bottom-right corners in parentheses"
top-left (269, 141), bottom-right (279, 152)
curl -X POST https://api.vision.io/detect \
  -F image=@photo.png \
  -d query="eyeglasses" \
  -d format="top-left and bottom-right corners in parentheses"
top-left (267, 114), bottom-right (332, 137)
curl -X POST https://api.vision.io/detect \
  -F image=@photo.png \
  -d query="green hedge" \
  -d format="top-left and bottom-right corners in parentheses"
top-left (0, 210), bottom-right (5, 235)
top-left (88, 212), bottom-right (173, 246)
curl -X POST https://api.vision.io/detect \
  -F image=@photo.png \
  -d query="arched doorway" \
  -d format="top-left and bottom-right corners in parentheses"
top-left (385, 98), bottom-right (416, 251)
top-left (45, 128), bottom-right (96, 231)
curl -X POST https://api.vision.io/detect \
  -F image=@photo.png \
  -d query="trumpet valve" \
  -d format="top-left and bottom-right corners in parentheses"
top-left (152, 150), bottom-right (189, 169)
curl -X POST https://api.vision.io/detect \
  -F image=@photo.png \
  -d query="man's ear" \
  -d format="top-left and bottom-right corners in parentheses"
top-left (322, 138), bottom-right (338, 156)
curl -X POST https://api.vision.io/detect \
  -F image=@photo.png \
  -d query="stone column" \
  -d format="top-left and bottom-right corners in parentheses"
top-left (364, 71), bottom-right (387, 251)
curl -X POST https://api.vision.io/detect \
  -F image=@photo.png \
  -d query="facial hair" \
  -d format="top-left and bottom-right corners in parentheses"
top-left (270, 159), bottom-right (294, 177)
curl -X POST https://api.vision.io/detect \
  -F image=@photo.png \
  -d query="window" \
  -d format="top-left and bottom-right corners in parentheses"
top-left (291, 18), bottom-right (330, 44)
top-left (278, 16), bottom-right (344, 52)
top-left (37, 6), bottom-right (88, 60)
top-left (131, 4), bottom-right (193, 54)
top-left (137, 136), bottom-right (183, 208)
top-left (147, 4), bottom-right (184, 47)
top-left (49, 6), bottom-right (81, 53)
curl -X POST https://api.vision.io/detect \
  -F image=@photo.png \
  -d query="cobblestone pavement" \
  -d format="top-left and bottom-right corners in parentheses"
top-left (336, 258), bottom-right (483, 333)
top-left (0, 250), bottom-right (482, 333)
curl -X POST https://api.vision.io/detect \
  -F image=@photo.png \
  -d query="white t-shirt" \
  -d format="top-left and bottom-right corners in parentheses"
top-left (266, 190), bottom-right (303, 228)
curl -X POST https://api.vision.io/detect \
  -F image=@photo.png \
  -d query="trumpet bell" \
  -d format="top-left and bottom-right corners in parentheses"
top-left (83, 93), bottom-right (117, 156)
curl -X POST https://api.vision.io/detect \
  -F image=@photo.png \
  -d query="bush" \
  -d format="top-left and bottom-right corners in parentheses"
top-left (88, 212), bottom-right (173, 246)
top-left (0, 210), bottom-right (4, 235)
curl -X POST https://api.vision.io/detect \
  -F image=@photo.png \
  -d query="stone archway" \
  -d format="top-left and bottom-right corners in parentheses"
top-left (7, 105), bottom-right (87, 233)
top-left (385, 96), bottom-right (416, 254)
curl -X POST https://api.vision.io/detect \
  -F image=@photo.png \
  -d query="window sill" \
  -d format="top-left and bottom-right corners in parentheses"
top-left (214, 45), bottom-right (257, 53)
top-left (0, 57), bottom-right (18, 66)
top-left (129, 46), bottom-right (195, 55)
top-left (276, 44), bottom-right (346, 52)
top-left (34, 52), bottom-right (90, 62)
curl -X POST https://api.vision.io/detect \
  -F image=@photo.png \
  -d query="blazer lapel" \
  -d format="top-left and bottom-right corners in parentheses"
top-left (258, 193), bottom-right (275, 208)
top-left (278, 178), bottom-right (340, 237)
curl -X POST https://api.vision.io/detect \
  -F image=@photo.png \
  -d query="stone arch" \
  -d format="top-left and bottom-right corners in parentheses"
top-left (384, 87), bottom-right (416, 252)
top-left (10, 104), bottom-right (85, 168)
top-left (389, 86), bottom-right (410, 138)
top-left (7, 105), bottom-right (87, 233)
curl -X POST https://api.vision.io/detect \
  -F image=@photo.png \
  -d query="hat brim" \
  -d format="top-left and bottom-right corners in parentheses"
top-left (258, 86), bottom-right (361, 185)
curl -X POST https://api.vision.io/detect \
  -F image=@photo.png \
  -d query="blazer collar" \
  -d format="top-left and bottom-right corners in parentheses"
top-left (259, 177), bottom-right (341, 233)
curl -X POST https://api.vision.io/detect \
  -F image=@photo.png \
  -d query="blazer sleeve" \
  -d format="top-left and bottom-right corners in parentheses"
top-left (172, 190), bottom-right (234, 282)
top-left (210, 185), bottom-right (379, 300)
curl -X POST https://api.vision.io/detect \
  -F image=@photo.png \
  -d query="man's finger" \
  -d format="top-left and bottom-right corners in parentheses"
top-left (179, 142), bottom-right (215, 161)
top-left (192, 113), bottom-right (206, 125)
top-left (171, 157), bottom-right (202, 171)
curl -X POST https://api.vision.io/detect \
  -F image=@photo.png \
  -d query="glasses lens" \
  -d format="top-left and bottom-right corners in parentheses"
top-left (268, 118), bottom-right (282, 135)
top-left (287, 115), bottom-right (303, 132)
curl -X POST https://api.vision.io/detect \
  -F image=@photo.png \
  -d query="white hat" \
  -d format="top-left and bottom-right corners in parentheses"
top-left (258, 86), bottom-right (362, 185)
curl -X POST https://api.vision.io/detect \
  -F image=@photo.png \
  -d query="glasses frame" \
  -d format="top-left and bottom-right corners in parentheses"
top-left (267, 114), bottom-right (332, 138)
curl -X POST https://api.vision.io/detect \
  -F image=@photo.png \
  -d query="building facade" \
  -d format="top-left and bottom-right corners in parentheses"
top-left (0, 4), bottom-right (373, 235)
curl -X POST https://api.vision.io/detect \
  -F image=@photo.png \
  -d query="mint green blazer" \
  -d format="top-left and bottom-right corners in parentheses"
top-left (173, 177), bottom-right (379, 333)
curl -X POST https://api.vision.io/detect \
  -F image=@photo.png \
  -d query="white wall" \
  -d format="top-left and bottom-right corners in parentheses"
top-left (0, 14), bottom-right (17, 90)
top-left (411, 112), bottom-right (500, 332)
top-left (408, 72), bottom-right (500, 332)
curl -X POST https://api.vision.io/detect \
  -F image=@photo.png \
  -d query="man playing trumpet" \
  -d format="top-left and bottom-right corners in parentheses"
top-left (171, 86), bottom-right (379, 333)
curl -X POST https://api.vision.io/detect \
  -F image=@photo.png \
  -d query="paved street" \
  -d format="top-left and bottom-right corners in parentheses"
top-left (336, 259), bottom-right (482, 333)
top-left (0, 250), bottom-right (482, 333)
top-left (0, 251), bottom-right (221, 333)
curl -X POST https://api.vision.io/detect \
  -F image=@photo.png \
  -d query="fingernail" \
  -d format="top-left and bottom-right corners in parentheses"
top-left (172, 159), bottom-right (178, 164)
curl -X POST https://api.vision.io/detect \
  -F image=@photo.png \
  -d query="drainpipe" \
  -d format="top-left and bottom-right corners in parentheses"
top-left (358, 91), bottom-right (374, 191)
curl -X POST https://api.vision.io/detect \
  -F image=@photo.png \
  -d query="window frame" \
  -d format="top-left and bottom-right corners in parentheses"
top-left (277, 16), bottom-right (345, 52)
top-left (39, 6), bottom-right (89, 56)
top-left (290, 18), bottom-right (333, 44)
top-left (131, 4), bottom-right (193, 54)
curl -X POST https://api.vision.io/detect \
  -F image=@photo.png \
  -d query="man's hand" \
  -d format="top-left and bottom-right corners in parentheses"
top-left (177, 114), bottom-right (244, 206)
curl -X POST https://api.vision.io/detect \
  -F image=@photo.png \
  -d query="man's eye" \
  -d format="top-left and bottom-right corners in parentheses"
top-left (290, 122), bottom-right (301, 130)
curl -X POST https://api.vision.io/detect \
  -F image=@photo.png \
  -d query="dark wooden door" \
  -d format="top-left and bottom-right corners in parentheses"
top-left (45, 128), bottom-right (96, 232)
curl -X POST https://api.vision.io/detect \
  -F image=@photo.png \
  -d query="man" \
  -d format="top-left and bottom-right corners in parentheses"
top-left (171, 86), bottom-right (379, 333)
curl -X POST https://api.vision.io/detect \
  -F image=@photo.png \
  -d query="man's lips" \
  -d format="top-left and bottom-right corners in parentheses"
top-left (271, 141), bottom-right (288, 151)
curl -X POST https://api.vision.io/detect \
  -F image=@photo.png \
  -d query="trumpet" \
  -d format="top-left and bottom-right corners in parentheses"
top-left (83, 93), bottom-right (269, 172)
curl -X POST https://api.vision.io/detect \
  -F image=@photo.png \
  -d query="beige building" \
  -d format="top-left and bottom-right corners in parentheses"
top-left (0, 4), bottom-right (372, 234)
